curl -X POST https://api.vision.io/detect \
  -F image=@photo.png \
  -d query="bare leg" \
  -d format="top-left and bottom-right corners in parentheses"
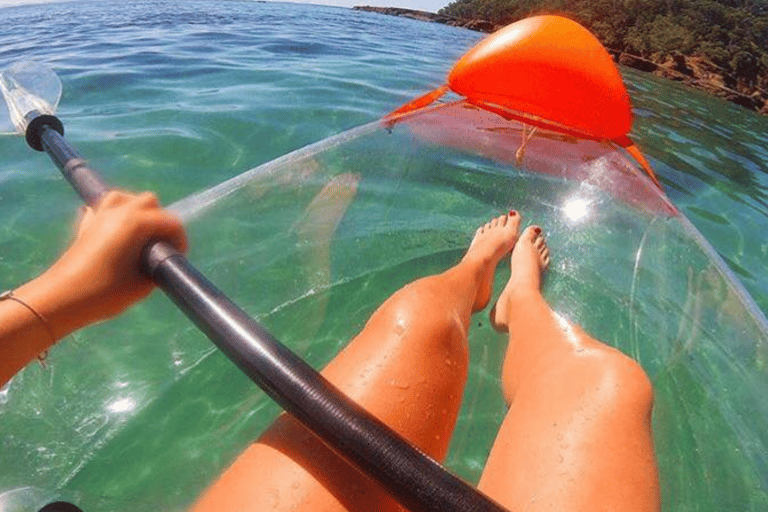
top-left (479, 226), bottom-right (660, 511)
top-left (193, 212), bottom-right (521, 512)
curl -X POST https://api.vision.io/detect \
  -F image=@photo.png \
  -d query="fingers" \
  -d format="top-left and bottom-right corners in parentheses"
top-left (97, 190), bottom-right (160, 211)
top-left (97, 190), bottom-right (133, 209)
top-left (136, 191), bottom-right (161, 209)
top-left (143, 208), bottom-right (189, 254)
top-left (122, 194), bottom-right (188, 254)
top-left (87, 189), bottom-right (188, 253)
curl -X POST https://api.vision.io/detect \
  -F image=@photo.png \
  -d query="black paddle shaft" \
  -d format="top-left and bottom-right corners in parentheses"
top-left (26, 115), bottom-right (509, 512)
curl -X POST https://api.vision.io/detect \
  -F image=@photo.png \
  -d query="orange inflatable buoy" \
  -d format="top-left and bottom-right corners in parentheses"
top-left (448, 15), bottom-right (631, 139)
top-left (385, 15), bottom-right (663, 188)
top-left (387, 15), bottom-right (632, 140)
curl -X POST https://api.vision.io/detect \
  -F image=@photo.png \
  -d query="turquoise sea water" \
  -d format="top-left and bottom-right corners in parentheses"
top-left (2, 1), bottom-right (768, 510)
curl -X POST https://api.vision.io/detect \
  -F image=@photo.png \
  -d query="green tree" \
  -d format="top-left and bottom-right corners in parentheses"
top-left (648, 15), bottom-right (696, 54)
top-left (438, 0), bottom-right (767, 91)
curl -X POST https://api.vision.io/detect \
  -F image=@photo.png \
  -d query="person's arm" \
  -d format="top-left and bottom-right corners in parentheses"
top-left (0, 190), bottom-right (187, 387)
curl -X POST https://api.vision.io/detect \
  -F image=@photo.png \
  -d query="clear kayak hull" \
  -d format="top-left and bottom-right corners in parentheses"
top-left (2, 101), bottom-right (767, 511)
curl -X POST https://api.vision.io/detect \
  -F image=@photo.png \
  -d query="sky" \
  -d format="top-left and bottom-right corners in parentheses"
top-left (0, 0), bottom-right (452, 13)
top-left (0, 0), bottom-right (57, 6)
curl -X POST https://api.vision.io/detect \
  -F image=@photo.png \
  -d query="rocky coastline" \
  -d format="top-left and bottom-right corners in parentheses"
top-left (353, 6), bottom-right (768, 116)
top-left (352, 6), bottom-right (499, 32)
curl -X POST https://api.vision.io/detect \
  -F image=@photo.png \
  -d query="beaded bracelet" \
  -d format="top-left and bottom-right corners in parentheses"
top-left (0, 290), bottom-right (54, 367)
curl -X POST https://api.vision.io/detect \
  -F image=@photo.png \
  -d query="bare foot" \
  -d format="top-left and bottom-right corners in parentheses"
top-left (462, 211), bottom-right (521, 312)
top-left (490, 225), bottom-right (550, 332)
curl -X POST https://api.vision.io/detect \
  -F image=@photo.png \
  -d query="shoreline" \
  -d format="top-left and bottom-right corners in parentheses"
top-left (353, 6), bottom-right (768, 116)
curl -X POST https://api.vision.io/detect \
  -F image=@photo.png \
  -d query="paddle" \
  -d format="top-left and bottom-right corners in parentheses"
top-left (1, 61), bottom-right (508, 512)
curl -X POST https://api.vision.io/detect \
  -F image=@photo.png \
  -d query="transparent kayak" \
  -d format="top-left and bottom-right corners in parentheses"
top-left (2, 100), bottom-right (767, 511)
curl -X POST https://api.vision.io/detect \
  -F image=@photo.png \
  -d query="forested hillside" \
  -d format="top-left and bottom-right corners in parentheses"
top-left (439, 0), bottom-right (768, 93)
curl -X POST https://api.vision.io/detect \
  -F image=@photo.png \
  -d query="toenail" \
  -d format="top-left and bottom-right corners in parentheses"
top-left (533, 227), bottom-right (542, 234)
top-left (509, 210), bottom-right (517, 216)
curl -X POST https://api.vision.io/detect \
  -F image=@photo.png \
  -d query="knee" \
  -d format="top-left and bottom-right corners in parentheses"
top-left (584, 349), bottom-right (655, 414)
top-left (379, 281), bottom-right (464, 333)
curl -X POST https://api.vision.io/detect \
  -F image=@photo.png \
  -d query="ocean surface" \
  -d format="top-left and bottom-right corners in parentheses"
top-left (1, 1), bottom-right (768, 510)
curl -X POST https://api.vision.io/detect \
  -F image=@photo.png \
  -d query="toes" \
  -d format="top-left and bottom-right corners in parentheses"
top-left (532, 228), bottom-right (551, 267)
top-left (506, 211), bottom-right (520, 230)
top-left (475, 211), bottom-right (522, 241)
top-left (541, 247), bottom-right (551, 267)
top-left (521, 225), bottom-right (540, 242)
top-left (519, 225), bottom-right (550, 266)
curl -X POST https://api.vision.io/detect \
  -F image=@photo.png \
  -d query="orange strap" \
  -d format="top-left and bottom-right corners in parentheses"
top-left (385, 85), bottom-right (449, 122)
top-left (613, 135), bottom-right (662, 189)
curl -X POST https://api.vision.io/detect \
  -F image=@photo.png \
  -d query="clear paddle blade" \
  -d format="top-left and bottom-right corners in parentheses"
top-left (0, 61), bottom-right (62, 134)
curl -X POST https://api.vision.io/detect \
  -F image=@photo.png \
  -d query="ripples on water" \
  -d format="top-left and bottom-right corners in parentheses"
top-left (0, 0), bottom-right (482, 283)
top-left (1, 0), bottom-right (768, 509)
